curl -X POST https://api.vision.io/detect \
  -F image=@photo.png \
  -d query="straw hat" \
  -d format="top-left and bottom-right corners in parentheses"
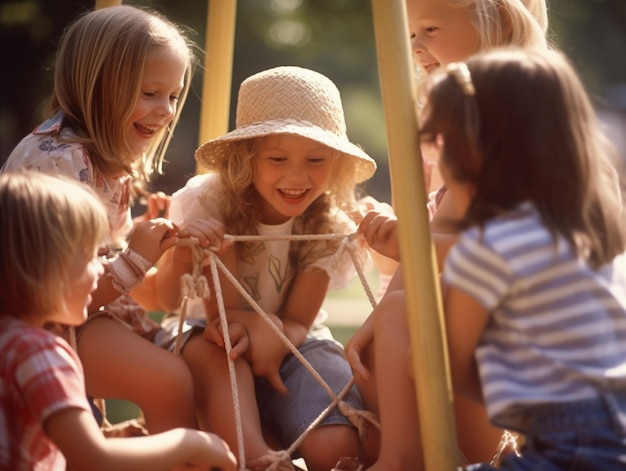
top-left (195, 66), bottom-right (377, 183)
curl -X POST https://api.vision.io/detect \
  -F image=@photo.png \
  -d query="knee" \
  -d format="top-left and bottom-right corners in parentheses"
top-left (299, 425), bottom-right (362, 471)
top-left (149, 354), bottom-right (195, 403)
top-left (182, 336), bottom-right (232, 389)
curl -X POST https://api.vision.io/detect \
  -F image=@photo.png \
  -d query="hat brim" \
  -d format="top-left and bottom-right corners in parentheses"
top-left (195, 119), bottom-right (376, 183)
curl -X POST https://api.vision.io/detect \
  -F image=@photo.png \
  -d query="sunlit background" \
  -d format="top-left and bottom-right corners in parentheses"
top-left (1, 0), bottom-right (625, 206)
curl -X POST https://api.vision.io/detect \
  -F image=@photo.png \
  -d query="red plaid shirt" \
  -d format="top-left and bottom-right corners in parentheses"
top-left (0, 317), bottom-right (91, 470)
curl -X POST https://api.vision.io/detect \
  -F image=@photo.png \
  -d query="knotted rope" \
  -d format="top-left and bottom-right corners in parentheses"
top-left (175, 233), bottom-right (380, 471)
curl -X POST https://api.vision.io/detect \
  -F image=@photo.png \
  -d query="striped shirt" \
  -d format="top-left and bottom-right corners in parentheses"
top-left (443, 202), bottom-right (626, 432)
top-left (0, 317), bottom-right (91, 470)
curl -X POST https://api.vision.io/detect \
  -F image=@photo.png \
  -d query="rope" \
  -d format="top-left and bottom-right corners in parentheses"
top-left (175, 232), bottom-right (380, 470)
top-left (209, 254), bottom-right (247, 469)
top-left (490, 430), bottom-right (521, 466)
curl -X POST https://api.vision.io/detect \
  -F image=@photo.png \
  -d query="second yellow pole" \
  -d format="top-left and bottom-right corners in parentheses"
top-left (370, 0), bottom-right (458, 469)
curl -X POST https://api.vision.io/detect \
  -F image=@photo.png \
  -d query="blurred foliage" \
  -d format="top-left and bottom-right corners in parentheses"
top-left (1, 0), bottom-right (625, 201)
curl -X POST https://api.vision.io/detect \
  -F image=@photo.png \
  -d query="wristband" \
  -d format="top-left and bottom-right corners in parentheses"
top-left (106, 248), bottom-right (153, 294)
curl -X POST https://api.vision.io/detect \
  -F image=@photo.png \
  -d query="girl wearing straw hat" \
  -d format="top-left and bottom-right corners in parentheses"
top-left (155, 66), bottom-right (378, 471)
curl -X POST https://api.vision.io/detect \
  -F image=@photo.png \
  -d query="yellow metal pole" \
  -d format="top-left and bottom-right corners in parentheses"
top-left (197, 0), bottom-right (237, 173)
top-left (95, 0), bottom-right (121, 8)
top-left (370, 1), bottom-right (458, 470)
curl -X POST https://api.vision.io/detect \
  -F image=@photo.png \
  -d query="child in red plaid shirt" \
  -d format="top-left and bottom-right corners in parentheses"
top-left (0, 171), bottom-right (236, 471)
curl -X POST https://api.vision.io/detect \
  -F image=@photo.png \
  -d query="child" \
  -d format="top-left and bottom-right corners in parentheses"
top-left (2, 5), bottom-right (198, 433)
top-left (410, 0), bottom-right (548, 258)
top-left (430, 47), bottom-right (625, 470)
top-left (154, 66), bottom-right (378, 471)
top-left (346, 0), bottom-right (551, 468)
top-left (0, 171), bottom-right (237, 471)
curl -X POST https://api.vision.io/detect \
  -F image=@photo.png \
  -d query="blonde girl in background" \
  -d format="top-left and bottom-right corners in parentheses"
top-left (2, 5), bottom-right (198, 433)
top-left (346, 0), bottom-right (551, 469)
top-left (408, 0), bottom-right (549, 262)
top-left (155, 66), bottom-right (378, 471)
top-left (0, 171), bottom-right (237, 471)
top-left (360, 0), bottom-right (550, 291)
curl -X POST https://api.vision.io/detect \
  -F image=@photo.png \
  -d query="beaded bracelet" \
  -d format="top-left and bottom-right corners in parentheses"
top-left (106, 248), bottom-right (153, 294)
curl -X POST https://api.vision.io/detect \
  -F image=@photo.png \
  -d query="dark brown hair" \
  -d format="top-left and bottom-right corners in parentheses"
top-left (420, 48), bottom-right (625, 267)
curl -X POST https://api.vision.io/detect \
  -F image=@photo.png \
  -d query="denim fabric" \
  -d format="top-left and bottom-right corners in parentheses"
top-left (466, 393), bottom-right (626, 471)
top-left (255, 337), bottom-right (363, 449)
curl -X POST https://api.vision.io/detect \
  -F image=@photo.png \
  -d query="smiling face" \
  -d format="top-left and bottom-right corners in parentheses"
top-left (406, 0), bottom-right (480, 74)
top-left (125, 47), bottom-right (187, 159)
top-left (252, 134), bottom-right (335, 224)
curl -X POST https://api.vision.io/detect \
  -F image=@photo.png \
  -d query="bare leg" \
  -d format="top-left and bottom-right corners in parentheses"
top-left (368, 291), bottom-right (423, 471)
top-left (182, 335), bottom-right (272, 466)
top-left (78, 316), bottom-right (196, 433)
top-left (299, 424), bottom-right (363, 471)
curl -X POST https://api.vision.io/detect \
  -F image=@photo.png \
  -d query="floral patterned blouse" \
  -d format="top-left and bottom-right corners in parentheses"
top-left (2, 113), bottom-right (160, 340)
top-left (2, 112), bottom-right (133, 249)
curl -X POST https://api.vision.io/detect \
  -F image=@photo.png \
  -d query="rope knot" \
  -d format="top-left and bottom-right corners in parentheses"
top-left (180, 273), bottom-right (194, 298)
top-left (330, 233), bottom-right (360, 269)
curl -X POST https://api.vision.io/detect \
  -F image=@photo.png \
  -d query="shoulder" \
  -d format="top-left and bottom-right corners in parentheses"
top-left (170, 172), bottom-right (223, 226)
top-left (456, 203), bottom-right (546, 255)
top-left (1, 318), bottom-right (80, 371)
top-left (3, 118), bottom-right (93, 185)
top-left (443, 204), bottom-right (549, 305)
top-left (1, 319), bottom-right (89, 418)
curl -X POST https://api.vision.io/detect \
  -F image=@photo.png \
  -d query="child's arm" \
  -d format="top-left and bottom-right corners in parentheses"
top-left (89, 217), bottom-right (178, 312)
top-left (129, 191), bottom-right (175, 311)
top-left (281, 268), bottom-right (330, 345)
top-left (47, 407), bottom-right (237, 471)
top-left (130, 267), bottom-right (161, 311)
top-left (358, 196), bottom-right (400, 278)
top-left (442, 282), bottom-right (488, 403)
top-left (271, 268), bottom-right (331, 390)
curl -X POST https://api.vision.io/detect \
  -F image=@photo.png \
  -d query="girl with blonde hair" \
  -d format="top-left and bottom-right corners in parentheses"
top-left (155, 65), bottom-right (377, 471)
top-left (3, 5), bottom-right (199, 433)
top-left (0, 171), bottom-right (237, 471)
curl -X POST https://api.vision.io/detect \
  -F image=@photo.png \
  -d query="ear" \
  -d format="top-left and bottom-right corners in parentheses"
top-left (497, 4), bottom-right (514, 42)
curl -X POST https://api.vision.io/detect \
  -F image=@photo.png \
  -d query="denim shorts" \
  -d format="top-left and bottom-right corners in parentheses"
top-left (254, 337), bottom-right (363, 450)
top-left (466, 393), bottom-right (626, 471)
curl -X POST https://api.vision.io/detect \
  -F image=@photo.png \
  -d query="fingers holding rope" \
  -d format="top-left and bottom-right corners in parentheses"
top-left (203, 320), bottom-right (250, 361)
top-left (177, 218), bottom-right (233, 260)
